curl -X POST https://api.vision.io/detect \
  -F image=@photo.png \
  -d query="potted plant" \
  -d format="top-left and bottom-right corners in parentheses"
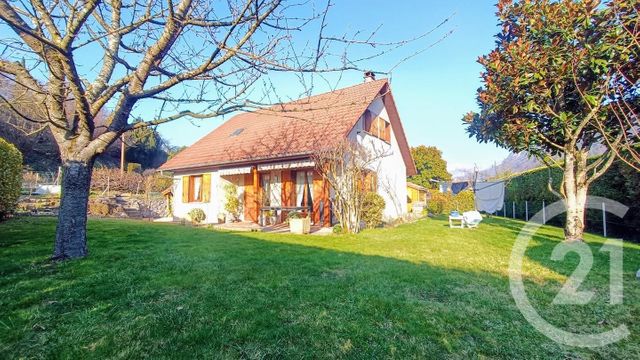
top-left (217, 212), bottom-right (226, 224)
top-left (264, 210), bottom-right (273, 225)
top-left (288, 211), bottom-right (311, 234)
top-left (224, 183), bottom-right (240, 222)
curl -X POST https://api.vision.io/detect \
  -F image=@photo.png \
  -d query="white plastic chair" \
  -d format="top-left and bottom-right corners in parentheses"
top-left (462, 210), bottom-right (483, 228)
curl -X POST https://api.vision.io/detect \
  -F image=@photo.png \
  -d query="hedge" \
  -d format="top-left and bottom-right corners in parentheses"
top-left (503, 161), bottom-right (640, 241)
top-left (0, 137), bottom-right (23, 219)
top-left (427, 189), bottom-right (475, 215)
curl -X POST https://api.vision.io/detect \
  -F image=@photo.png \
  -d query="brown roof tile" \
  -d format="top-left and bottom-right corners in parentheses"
top-left (160, 79), bottom-right (413, 173)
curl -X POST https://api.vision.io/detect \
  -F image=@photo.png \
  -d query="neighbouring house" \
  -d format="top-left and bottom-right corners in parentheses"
top-left (407, 181), bottom-right (430, 214)
top-left (160, 73), bottom-right (417, 226)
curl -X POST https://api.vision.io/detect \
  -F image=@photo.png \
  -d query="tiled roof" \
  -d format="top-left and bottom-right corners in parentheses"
top-left (160, 79), bottom-right (408, 172)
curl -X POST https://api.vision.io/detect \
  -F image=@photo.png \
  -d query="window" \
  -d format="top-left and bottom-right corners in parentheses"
top-left (295, 170), bottom-right (314, 208)
top-left (230, 128), bottom-right (244, 137)
top-left (182, 174), bottom-right (210, 203)
top-left (189, 175), bottom-right (203, 202)
top-left (364, 110), bottom-right (390, 142)
top-left (362, 171), bottom-right (378, 192)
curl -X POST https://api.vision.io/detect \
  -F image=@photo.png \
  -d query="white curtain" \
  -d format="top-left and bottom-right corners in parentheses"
top-left (296, 171), bottom-right (305, 206)
top-left (193, 176), bottom-right (202, 201)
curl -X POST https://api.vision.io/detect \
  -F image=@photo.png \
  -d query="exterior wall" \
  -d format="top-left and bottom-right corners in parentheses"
top-left (349, 97), bottom-right (408, 220)
top-left (172, 169), bottom-right (218, 224)
top-left (407, 186), bottom-right (428, 213)
top-left (172, 169), bottom-right (247, 224)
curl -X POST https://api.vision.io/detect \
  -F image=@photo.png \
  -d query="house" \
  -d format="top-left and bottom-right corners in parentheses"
top-left (407, 181), bottom-right (430, 214)
top-left (160, 73), bottom-right (417, 226)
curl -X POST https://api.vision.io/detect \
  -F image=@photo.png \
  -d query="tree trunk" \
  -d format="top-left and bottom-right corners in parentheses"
top-left (562, 151), bottom-right (589, 242)
top-left (52, 159), bottom-right (94, 260)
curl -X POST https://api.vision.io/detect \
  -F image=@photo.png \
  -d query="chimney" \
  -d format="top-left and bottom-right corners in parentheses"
top-left (363, 70), bottom-right (376, 83)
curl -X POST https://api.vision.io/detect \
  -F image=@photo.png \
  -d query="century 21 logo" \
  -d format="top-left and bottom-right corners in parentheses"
top-left (509, 197), bottom-right (630, 348)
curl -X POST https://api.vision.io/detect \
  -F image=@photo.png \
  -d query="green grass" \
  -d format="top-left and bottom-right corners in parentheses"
top-left (1, 216), bottom-right (639, 359)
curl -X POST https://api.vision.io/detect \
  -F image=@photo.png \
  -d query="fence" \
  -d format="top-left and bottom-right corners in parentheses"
top-left (498, 199), bottom-right (637, 241)
top-left (22, 168), bottom-right (62, 195)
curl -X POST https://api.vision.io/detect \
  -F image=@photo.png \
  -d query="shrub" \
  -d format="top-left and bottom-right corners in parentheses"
top-left (188, 208), bottom-right (206, 224)
top-left (88, 202), bottom-right (110, 216)
top-left (361, 192), bottom-right (385, 229)
top-left (0, 138), bottom-right (23, 219)
top-left (286, 211), bottom-right (301, 223)
top-left (427, 189), bottom-right (475, 215)
top-left (145, 174), bottom-right (173, 193)
top-left (332, 224), bottom-right (343, 234)
top-left (127, 162), bottom-right (142, 173)
top-left (223, 183), bottom-right (241, 220)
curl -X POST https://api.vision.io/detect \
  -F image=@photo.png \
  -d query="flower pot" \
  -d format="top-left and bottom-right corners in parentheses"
top-left (289, 217), bottom-right (311, 234)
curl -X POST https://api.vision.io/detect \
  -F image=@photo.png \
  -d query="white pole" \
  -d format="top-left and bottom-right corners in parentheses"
top-left (602, 202), bottom-right (607, 238)
top-left (542, 200), bottom-right (546, 224)
top-left (525, 201), bottom-right (529, 221)
top-left (512, 202), bottom-right (516, 219)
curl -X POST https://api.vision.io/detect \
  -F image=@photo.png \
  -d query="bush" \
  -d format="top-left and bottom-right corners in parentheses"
top-left (223, 183), bottom-right (241, 220)
top-left (188, 208), bottom-right (206, 224)
top-left (0, 138), bottom-right (23, 219)
top-left (145, 174), bottom-right (173, 193)
top-left (287, 211), bottom-right (302, 221)
top-left (427, 189), bottom-right (475, 215)
top-left (127, 162), bottom-right (142, 173)
top-left (361, 192), bottom-right (385, 229)
top-left (332, 224), bottom-right (343, 234)
top-left (88, 202), bottom-right (110, 216)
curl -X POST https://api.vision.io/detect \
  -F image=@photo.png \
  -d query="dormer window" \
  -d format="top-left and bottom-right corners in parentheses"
top-left (230, 128), bottom-right (244, 137)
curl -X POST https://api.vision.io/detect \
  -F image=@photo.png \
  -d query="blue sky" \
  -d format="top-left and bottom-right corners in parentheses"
top-left (155, 0), bottom-right (510, 172)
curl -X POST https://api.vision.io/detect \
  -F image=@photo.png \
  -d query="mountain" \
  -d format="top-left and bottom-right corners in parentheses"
top-left (454, 145), bottom-right (606, 181)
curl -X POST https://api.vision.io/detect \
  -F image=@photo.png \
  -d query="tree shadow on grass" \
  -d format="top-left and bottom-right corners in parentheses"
top-left (0, 217), bottom-right (638, 359)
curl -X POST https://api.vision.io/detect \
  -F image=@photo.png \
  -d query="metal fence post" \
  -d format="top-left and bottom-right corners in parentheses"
top-left (512, 202), bottom-right (516, 219)
top-left (525, 201), bottom-right (529, 221)
top-left (542, 200), bottom-right (546, 224)
top-left (602, 202), bottom-right (607, 238)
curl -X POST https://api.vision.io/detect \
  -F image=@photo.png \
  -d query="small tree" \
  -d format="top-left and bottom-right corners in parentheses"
top-left (464, 0), bottom-right (639, 241)
top-left (0, 137), bottom-right (22, 219)
top-left (409, 145), bottom-right (452, 189)
top-left (314, 140), bottom-right (387, 233)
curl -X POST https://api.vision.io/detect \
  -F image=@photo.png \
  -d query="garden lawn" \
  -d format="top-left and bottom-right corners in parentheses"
top-left (1, 216), bottom-right (639, 359)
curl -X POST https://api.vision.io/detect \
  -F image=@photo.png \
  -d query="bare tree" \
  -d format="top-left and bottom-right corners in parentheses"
top-left (0, 0), bottom-right (450, 259)
top-left (313, 139), bottom-right (389, 233)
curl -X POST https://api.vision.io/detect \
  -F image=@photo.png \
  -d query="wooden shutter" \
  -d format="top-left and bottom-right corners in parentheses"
top-left (384, 122), bottom-right (391, 142)
top-left (364, 110), bottom-right (372, 132)
top-left (182, 176), bottom-right (189, 203)
top-left (202, 173), bottom-right (211, 203)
